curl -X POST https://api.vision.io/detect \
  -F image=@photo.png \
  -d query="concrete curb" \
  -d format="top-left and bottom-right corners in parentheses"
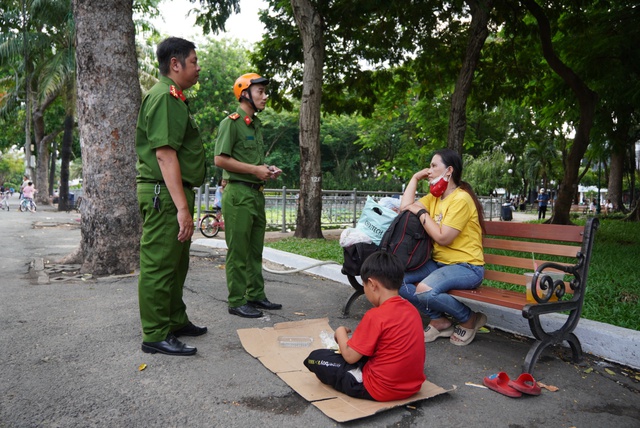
top-left (193, 238), bottom-right (640, 370)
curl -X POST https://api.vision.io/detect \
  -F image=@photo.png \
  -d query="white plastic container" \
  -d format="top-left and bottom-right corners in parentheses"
top-left (277, 336), bottom-right (313, 348)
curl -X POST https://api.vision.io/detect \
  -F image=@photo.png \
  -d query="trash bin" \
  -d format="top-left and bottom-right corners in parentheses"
top-left (501, 204), bottom-right (513, 221)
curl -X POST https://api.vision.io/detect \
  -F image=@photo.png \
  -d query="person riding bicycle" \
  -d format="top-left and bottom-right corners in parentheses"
top-left (22, 182), bottom-right (37, 212)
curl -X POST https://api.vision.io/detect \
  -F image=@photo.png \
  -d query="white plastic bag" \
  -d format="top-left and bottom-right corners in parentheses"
top-left (339, 227), bottom-right (373, 248)
top-left (355, 196), bottom-right (397, 245)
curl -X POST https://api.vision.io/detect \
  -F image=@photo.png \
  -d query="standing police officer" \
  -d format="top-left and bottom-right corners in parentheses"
top-left (214, 73), bottom-right (283, 318)
top-left (135, 37), bottom-right (207, 355)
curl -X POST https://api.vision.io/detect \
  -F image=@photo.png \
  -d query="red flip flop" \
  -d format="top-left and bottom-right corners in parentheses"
top-left (508, 373), bottom-right (542, 396)
top-left (483, 372), bottom-right (522, 398)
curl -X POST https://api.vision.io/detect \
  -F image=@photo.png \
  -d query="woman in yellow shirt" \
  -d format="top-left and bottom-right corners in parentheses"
top-left (399, 149), bottom-right (486, 346)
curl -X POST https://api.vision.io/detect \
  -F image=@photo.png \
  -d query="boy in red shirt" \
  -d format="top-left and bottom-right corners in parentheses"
top-left (304, 251), bottom-right (426, 401)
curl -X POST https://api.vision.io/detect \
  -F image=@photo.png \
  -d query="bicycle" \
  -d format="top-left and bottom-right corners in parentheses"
top-left (19, 197), bottom-right (37, 213)
top-left (0, 192), bottom-right (10, 211)
top-left (199, 208), bottom-right (224, 238)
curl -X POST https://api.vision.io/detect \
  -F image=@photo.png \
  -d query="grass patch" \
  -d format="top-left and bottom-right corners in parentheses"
top-left (265, 218), bottom-right (640, 331)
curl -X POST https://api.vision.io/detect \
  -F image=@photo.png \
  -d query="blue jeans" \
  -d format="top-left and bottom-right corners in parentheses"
top-left (400, 260), bottom-right (484, 323)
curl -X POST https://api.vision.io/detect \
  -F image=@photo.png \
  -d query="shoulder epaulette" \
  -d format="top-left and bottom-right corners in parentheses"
top-left (169, 85), bottom-right (186, 102)
top-left (229, 113), bottom-right (240, 120)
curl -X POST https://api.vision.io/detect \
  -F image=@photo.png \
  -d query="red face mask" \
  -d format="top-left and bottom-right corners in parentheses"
top-left (429, 172), bottom-right (450, 197)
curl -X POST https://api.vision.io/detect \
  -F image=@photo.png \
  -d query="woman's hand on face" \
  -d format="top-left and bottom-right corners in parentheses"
top-left (413, 168), bottom-right (430, 181)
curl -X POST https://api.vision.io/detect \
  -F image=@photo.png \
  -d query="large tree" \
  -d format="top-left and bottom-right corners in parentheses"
top-left (520, 0), bottom-right (598, 224)
top-left (71, 0), bottom-right (140, 275)
top-left (290, 0), bottom-right (323, 238)
top-left (447, 0), bottom-right (494, 154)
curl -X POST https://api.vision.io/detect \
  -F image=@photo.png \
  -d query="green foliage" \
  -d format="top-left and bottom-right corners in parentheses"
top-left (187, 37), bottom-right (253, 180)
top-left (0, 147), bottom-right (24, 186)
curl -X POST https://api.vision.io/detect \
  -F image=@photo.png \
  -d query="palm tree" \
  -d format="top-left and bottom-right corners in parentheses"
top-left (0, 0), bottom-right (75, 204)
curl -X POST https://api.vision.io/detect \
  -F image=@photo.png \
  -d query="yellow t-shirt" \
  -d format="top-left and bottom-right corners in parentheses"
top-left (419, 188), bottom-right (484, 266)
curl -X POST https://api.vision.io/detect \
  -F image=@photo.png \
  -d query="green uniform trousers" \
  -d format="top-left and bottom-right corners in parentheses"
top-left (137, 183), bottom-right (194, 342)
top-left (222, 182), bottom-right (267, 307)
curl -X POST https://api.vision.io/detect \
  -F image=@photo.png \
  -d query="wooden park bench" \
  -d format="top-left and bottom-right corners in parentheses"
top-left (570, 204), bottom-right (588, 215)
top-left (341, 217), bottom-right (599, 374)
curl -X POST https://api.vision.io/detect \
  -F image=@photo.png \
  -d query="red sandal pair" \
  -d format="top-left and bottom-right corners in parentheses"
top-left (482, 372), bottom-right (542, 398)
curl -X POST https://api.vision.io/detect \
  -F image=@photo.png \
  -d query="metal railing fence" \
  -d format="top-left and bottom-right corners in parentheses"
top-left (195, 185), bottom-right (510, 233)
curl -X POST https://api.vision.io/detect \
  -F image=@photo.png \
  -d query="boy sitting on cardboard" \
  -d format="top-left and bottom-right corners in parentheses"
top-left (303, 251), bottom-right (426, 401)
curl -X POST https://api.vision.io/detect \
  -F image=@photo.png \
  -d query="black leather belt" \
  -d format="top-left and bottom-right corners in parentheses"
top-left (231, 181), bottom-right (265, 191)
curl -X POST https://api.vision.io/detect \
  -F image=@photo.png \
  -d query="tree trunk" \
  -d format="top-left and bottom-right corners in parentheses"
top-left (33, 91), bottom-right (60, 205)
top-left (447, 0), bottom-right (493, 154)
top-left (59, 81), bottom-right (75, 212)
top-left (33, 110), bottom-right (50, 205)
top-left (523, 0), bottom-right (598, 225)
top-left (49, 141), bottom-right (57, 197)
top-left (608, 150), bottom-right (624, 212)
top-left (74, 0), bottom-right (141, 275)
top-left (58, 115), bottom-right (74, 212)
top-left (291, 0), bottom-right (324, 239)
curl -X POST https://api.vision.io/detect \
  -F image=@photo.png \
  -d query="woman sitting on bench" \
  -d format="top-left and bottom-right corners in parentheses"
top-left (399, 148), bottom-right (487, 346)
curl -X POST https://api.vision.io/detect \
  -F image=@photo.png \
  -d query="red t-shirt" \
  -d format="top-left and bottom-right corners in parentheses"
top-left (347, 296), bottom-right (426, 401)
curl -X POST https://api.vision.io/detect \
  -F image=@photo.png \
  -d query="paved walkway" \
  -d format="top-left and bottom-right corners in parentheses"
top-left (1, 201), bottom-right (639, 427)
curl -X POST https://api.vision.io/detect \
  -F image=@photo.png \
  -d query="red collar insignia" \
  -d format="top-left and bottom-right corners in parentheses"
top-left (244, 116), bottom-right (252, 126)
top-left (169, 85), bottom-right (187, 102)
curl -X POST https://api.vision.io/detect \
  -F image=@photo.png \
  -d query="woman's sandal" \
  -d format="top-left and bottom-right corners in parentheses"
top-left (483, 372), bottom-right (522, 398)
top-left (450, 312), bottom-right (487, 346)
top-left (508, 373), bottom-right (542, 395)
top-left (424, 324), bottom-right (455, 343)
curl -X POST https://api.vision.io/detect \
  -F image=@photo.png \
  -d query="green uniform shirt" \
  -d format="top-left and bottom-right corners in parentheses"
top-left (214, 106), bottom-right (265, 184)
top-left (135, 76), bottom-right (205, 187)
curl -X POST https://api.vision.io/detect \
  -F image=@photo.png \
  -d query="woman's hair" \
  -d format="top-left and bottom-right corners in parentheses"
top-left (434, 148), bottom-right (486, 233)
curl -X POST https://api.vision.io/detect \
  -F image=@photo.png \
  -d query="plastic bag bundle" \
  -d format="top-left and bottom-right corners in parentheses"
top-left (354, 196), bottom-right (397, 245)
top-left (339, 228), bottom-right (373, 248)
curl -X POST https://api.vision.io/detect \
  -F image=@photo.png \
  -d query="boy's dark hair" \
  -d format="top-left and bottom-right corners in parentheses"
top-left (360, 251), bottom-right (404, 291)
top-left (156, 37), bottom-right (196, 76)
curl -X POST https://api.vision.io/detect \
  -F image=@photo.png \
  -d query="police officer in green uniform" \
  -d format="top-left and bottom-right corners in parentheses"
top-left (214, 73), bottom-right (283, 318)
top-left (135, 37), bottom-right (207, 355)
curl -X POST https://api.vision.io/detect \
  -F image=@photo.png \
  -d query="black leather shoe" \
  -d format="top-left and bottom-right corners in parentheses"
top-left (248, 298), bottom-right (283, 310)
top-left (228, 304), bottom-right (263, 318)
top-left (172, 322), bottom-right (207, 337)
top-left (141, 333), bottom-right (197, 356)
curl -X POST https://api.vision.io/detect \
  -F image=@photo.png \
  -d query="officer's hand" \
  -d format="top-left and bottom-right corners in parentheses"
top-left (255, 164), bottom-right (273, 181)
top-left (268, 165), bottom-right (282, 179)
top-left (176, 209), bottom-right (194, 242)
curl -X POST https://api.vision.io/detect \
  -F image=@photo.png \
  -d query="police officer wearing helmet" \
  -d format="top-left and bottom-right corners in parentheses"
top-left (214, 73), bottom-right (283, 318)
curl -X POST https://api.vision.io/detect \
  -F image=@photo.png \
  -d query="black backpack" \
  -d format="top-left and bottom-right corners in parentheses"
top-left (342, 241), bottom-right (379, 277)
top-left (379, 210), bottom-right (432, 272)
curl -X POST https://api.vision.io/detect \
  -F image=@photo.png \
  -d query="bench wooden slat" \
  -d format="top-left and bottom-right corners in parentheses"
top-left (483, 237), bottom-right (581, 258)
top-left (449, 287), bottom-right (527, 310)
top-left (484, 253), bottom-right (572, 271)
top-left (484, 221), bottom-right (584, 242)
top-left (484, 270), bottom-right (573, 294)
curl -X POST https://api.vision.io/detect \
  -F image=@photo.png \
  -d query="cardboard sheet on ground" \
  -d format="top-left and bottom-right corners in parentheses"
top-left (237, 318), bottom-right (451, 422)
